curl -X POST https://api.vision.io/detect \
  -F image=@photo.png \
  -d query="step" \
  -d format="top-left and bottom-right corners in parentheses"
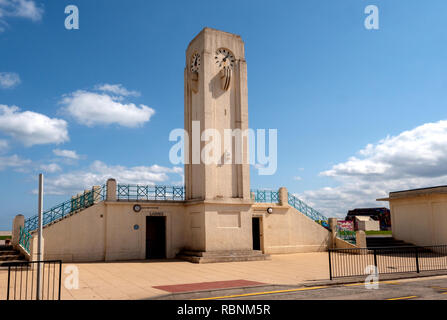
top-left (0, 250), bottom-right (18, 256)
top-left (0, 254), bottom-right (24, 261)
top-left (177, 254), bottom-right (271, 264)
top-left (0, 245), bottom-right (13, 251)
top-left (180, 250), bottom-right (265, 258)
top-left (0, 260), bottom-right (28, 267)
top-left (177, 250), bottom-right (270, 263)
top-left (367, 241), bottom-right (410, 246)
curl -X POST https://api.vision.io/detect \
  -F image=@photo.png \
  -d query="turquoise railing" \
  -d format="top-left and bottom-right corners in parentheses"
top-left (250, 189), bottom-right (279, 203)
top-left (337, 229), bottom-right (356, 244)
top-left (24, 185), bottom-right (106, 232)
top-left (117, 185), bottom-right (185, 201)
top-left (251, 189), bottom-right (329, 228)
top-left (287, 193), bottom-right (328, 225)
top-left (19, 226), bottom-right (31, 253)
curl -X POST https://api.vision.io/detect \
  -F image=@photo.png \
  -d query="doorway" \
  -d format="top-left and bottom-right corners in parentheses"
top-left (146, 216), bottom-right (166, 259)
top-left (252, 217), bottom-right (261, 251)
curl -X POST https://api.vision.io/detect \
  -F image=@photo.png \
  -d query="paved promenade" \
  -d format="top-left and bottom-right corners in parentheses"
top-left (0, 252), bottom-right (330, 300)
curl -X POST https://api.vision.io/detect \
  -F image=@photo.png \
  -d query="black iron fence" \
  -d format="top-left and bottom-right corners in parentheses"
top-left (329, 245), bottom-right (447, 279)
top-left (2, 260), bottom-right (62, 300)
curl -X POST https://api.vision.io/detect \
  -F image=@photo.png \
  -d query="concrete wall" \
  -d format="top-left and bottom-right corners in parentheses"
top-left (43, 201), bottom-right (187, 262)
top-left (204, 202), bottom-right (253, 252)
top-left (390, 194), bottom-right (447, 246)
top-left (40, 194), bottom-right (331, 262)
top-left (104, 202), bottom-right (186, 261)
top-left (43, 203), bottom-right (106, 261)
top-left (253, 203), bottom-right (330, 254)
top-left (357, 220), bottom-right (380, 231)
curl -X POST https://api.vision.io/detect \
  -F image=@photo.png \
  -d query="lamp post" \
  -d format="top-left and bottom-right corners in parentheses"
top-left (36, 173), bottom-right (43, 300)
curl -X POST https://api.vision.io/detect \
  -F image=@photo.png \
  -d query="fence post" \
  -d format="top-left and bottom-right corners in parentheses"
top-left (106, 178), bottom-right (117, 201)
top-left (278, 187), bottom-right (288, 206)
top-left (7, 265), bottom-right (11, 300)
top-left (11, 214), bottom-right (25, 250)
top-left (329, 218), bottom-right (338, 249)
top-left (58, 261), bottom-right (62, 300)
top-left (415, 247), bottom-right (420, 273)
top-left (328, 250), bottom-right (333, 280)
top-left (373, 249), bottom-right (378, 269)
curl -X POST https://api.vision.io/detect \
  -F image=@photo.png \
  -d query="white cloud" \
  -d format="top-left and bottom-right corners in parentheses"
top-left (40, 163), bottom-right (61, 173)
top-left (0, 105), bottom-right (69, 146)
top-left (53, 149), bottom-right (79, 160)
top-left (0, 154), bottom-right (31, 171)
top-left (0, 72), bottom-right (20, 88)
top-left (60, 90), bottom-right (155, 128)
top-left (0, 0), bottom-right (44, 31)
top-left (95, 84), bottom-right (140, 97)
top-left (43, 160), bottom-right (183, 195)
top-left (303, 120), bottom-right (447, 218)
top-left (293, 176), bottom-right (302, 181)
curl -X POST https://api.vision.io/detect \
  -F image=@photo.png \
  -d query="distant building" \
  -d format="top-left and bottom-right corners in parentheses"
top-left (345, 208), bottom-right (391, 231)
top-left (378, 186), bottom-right (447, 246)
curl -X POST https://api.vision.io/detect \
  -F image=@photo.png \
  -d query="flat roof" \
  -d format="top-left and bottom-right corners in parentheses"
top-left (377, 185), bottom-right (447, 201)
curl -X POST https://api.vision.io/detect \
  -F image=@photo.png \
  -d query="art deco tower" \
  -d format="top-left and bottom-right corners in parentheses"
top-left (181, 28), bottom-right (256, 255)
top-left (184, 28), bottom-right (250, 201)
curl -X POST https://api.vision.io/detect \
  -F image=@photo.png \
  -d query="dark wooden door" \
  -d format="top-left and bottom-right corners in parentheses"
top-left (252, 217), bottom-right (261, 251)
top-left (146, 216), bottom-right (166, 259)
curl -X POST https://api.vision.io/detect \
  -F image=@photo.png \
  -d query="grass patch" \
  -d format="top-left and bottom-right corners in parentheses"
top-left (0, 236), bottom-right (11, 240)
top-left (365, 230), bottom-right (392, 235)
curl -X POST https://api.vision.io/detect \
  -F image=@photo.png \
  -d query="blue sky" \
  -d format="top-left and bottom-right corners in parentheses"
top-left (1, 0), bottom-right (447, 229)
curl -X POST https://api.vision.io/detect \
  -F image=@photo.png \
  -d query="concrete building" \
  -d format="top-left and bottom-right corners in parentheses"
top-left (12, 28), bottom-right (331, 263)
top-left (378, 186), bottom-right (447, 246)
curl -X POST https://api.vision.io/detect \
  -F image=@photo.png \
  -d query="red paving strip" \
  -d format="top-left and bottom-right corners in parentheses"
top-left (153, 280), bottom-right (265, 293)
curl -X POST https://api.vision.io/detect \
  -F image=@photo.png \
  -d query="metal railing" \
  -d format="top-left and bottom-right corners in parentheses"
top-left (251, 189), bottom-right (329, 228)
top-left (19, 226), bottom-right (31, 254)
top-left (287, 193), bottom-right (328, 226)
top-left (24, 185), bottom-right (106, 232)
top-left (250, 189), bottom-right (279, 203)
top-left (328, 245), bottom-right (447, 279)
top-left (116, 184), bottom-right (185, 201)
top-left (336, 228), bottom-right (356, 245)
top-left (3, 260), bottom-right (62, 300)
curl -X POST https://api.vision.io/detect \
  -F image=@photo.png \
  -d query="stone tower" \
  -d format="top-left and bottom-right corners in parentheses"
top-left (184, 28), bottom-right (250, 201)
top-left (181, 28), bottom-right (259, 258)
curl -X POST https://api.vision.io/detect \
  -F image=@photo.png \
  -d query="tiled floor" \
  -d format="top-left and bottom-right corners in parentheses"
top-left (0, 252), bottom-right (330, 300)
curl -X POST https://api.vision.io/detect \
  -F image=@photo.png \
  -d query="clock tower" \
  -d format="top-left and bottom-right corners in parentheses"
top-left (181, 28), bottom-right (260, 258)
top-left (184, 27), bottom-right (250, 201)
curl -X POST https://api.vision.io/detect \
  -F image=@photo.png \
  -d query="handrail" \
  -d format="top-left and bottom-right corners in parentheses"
top-left (19, 226), bottom-right (31, 253)
top-left (287, 193), bottom-right (328, 223)
top-left (24, 185), bottom-right (106, 232)
top-left (336, 229), bottom-right (356, 244)
top-left (250, 189), bottom-right (279, 203)
top-left (116, 184), bottom-right (185, 201)
top-left (251, 189), bottom-right (329, 228)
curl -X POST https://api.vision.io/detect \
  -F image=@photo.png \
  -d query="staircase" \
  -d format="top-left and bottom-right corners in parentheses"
top-left (177, 250), bottom-right (270, 263)
top-left (0, 245), bottom-right (27, 267)
top-left (366, 235), bottom-right (414, 248)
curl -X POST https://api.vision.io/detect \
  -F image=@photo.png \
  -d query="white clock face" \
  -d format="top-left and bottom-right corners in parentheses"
top-left (190, 52), bottom-right (201, 73)
top-left (215, 48), bottom-right (235, 70)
